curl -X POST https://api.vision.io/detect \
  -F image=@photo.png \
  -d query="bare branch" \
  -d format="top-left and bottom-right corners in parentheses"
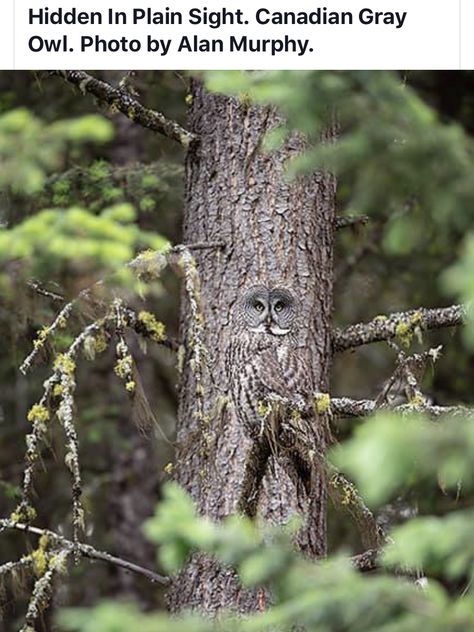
top-left (0, 519), bottom-right (169, 586)
top-left (27, 280), bottom-right (64, 304)
top-left (51, 71), bottom-right (197, 148)
top-left (331, 397), bottom-right (474, 419)
top-left (335, 215), bottom-right (370, 230)
top-left (350, 548), bottom-right (379, 572)
top-left (325, 461), bottom-right (386, 550)
top-left (333, 304), bottom-right (466, 353)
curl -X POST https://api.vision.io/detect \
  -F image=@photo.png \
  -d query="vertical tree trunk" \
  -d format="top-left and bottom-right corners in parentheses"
top-left (169, 81), bottom-right (336, 614)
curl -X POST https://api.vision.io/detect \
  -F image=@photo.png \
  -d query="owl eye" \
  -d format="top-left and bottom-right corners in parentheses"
top-left (254, 301), bottom-right (265, 312)
top-left (274, 301), bottom-right (285, 312)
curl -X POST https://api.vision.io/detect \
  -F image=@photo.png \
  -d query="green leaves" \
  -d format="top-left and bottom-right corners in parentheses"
top-left (0, 108), bottom-right (113, 194)
top-left (58, 602), bottom-right (212, 632)
top-left (143, 483), bottom-right (215, 572)
top-left (443, 235), bottom-right (474, 347)
top-left (332, 413), bottom-right (474, 507)
top-left (383, 511), bottom-right (474, 578)
top-left (0, 204), bottom-right (169, 286)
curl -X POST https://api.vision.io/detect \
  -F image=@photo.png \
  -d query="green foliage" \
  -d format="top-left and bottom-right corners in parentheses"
top-left (59, 602), bottom-right (211, 632)
top-left (39, 160), bottom-right (182, 215)
top-left (0, 108), bottom-right (113, 194)
top-left (443, 235), bottom-right (474, 347)
top-left (332, 413), bottom-right (474, 506)
top-left (0, 204), bottom-right (169, 287)
top-left (206, 71), bottom-right (474, 236)
top-left (206, 70), bottom-right (474, 346)
top-left (60, 473), bottom-right (474, 632)
top-left (383, 511), bottom-right (474, 579)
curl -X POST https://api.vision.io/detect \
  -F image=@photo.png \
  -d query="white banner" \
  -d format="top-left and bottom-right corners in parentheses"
top-left (0, 0), bottom-right (472, 69)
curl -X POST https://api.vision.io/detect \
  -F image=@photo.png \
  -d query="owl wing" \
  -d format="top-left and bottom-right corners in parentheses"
top-left (257, 345), bottom-right (313, 404)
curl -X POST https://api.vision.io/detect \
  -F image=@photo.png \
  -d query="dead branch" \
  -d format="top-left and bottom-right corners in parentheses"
top-left (335, 215), bottom-right (370, 230)
top-left (0, 519), bottom-right (169, 585)
top-left (51, 71), bottom-right (197, 148)
top-left (350, 548), bottom-right (379, 572)
top-left (333, 304), bottom-right (466, 353)
top-left (331, 397), bottom-right (474, 419)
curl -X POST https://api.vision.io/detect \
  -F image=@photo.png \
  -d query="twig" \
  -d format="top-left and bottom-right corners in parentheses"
top-left (335, 215), bottom-right (370, 230)
top-left (27, 281), bottom-right (64, 304)
top-left (333, 305), bottom-right (466, 353)
top-left (183, 241), bottom-right (226, 251)
top-left (51, 71), bottom-right (197, 148)
top-left (350, 548), bottom-right (379, 572)
top-left (0, 519), bottom-right (169, 586)
top-left (325, 461), bottom-right (386, 550)
top-left (330, 397), bottom-right (474, 419)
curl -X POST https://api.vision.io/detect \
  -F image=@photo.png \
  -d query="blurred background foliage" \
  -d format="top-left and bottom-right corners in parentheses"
top-left (1, 70), bottom-right (474, 630)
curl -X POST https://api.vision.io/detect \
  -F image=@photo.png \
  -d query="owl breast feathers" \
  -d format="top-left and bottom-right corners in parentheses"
top-left (226, 285), bottom-right (313, 437)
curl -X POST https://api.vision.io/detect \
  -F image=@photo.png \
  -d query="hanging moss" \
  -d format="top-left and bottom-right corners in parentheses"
top-left (137, 310), bottom-right (166, 343)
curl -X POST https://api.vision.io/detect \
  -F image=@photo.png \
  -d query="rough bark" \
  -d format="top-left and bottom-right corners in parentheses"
top-left (169, 82), bottom-right (336, 614)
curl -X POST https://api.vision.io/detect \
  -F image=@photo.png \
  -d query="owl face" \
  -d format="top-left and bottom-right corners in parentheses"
top-left (241, 285), bottom-right (296, 336)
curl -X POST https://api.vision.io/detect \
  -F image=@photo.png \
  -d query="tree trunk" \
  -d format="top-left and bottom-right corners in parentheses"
top-left (169, 81), bottom-right (336, 614)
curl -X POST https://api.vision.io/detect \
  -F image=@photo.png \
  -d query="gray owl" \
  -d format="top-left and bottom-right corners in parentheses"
top-left (226, 285), bottom-right (313, 439)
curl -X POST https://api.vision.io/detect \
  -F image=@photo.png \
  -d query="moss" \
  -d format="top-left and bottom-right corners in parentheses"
top-left (138, 310), bottom-right (166, 343)
top-left (114, 355), bottom-right (132, 380)
top-left (257, 400), bottom-right (271, 417)
top-left (27, 403), bottom-right (50, 424)
top-left (10, 504), bottom-right (37, 523)
top-left (134, 249), bottom-right (167, 279)
top-left (396, 311), bottom-right (425, 348)
top-left (409, 393), bottom-right (425, 407)
top-left (54, 353), bottom-right (76, 375)
top-left (30, 547), bottom-right (47, 577)
top-left (53, 384), bottom-right (63, 397)
top-left (291, 409), bottom-right (302, 422)
top-left (314, 393), bottom-right (331, 414)
top-left (330, 473), bottom-right (355, 506)
top-left (48, 552), bottom-right (68, 573)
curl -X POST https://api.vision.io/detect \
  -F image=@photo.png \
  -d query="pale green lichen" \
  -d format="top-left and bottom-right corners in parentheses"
top-left (257, 400), bottom-right (271, 417)
top-left (54, 354), bottom-right (76, 376)
top-left (409, 393), bottom-right (426, 407)
top-left (10, 504), bottom-right (37, 523)
top-left (53, 384), bottom-right (63, 397)
top-left (114, 355), bottom-right (133, 380)
top-left (314, 393), bottom-right (331, 414)
top-left (27, 404), bottom-right (50, 424)
top-left (133, 248), bottom-right (168, 280)
top-left (30, 547), bottom-right (47, 577)
top-left (138, 310), bottom-right (166, 343)
top-left (395, 311), bottom-right (424, 348)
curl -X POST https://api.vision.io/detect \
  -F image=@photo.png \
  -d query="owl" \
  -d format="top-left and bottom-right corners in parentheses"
top-left (226, 285), bottom-right (313, 439)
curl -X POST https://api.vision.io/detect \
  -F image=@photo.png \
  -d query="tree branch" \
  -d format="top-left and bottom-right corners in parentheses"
top-left (333, 304), bottom-right (466, 353)
top-left (51, 71), bottom-right (197, 148)
top-left (0, 519), bottom-right (169, 586)
top-left (330, 397), bottom-right (474, 419)
top-left (350, 548), bottom-right (379, 572)
top-left (335, 215), bottom-right (370, 230)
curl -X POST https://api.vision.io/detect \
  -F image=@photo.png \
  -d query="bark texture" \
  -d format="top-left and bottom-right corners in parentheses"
top-left (169, 82), bottom-right (336, 613)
